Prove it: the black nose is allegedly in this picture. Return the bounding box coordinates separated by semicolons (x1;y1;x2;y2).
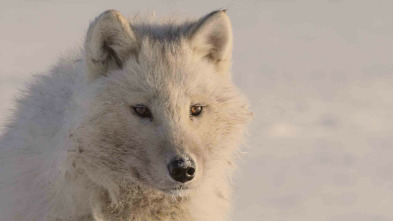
167;158;196;183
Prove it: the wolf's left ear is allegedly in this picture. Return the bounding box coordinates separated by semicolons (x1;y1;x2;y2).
188;10;233;70
85;10;138;80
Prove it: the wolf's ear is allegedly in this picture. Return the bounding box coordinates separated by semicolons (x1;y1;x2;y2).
188;10;232;70
85;10;138;79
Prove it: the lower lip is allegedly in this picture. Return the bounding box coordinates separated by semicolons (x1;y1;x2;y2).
164;187;189;192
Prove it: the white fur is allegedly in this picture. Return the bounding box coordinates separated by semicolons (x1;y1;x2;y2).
0;10;251;221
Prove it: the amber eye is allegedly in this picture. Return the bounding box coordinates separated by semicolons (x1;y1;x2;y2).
132;105;152;118
190;105;203;116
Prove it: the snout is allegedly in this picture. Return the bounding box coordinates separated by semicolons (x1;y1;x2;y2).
167;157;196;183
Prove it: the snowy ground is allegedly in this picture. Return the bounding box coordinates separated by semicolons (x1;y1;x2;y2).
1;0;393;220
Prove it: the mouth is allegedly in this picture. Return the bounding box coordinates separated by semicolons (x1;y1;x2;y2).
160;185;191;195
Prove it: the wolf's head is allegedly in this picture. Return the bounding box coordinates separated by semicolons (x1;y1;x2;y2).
74;10;251;198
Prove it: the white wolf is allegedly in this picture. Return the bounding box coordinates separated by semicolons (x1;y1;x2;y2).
0;10;251;221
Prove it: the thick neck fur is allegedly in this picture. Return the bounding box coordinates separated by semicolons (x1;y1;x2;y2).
60;161;229;221
91;183;193;221
62;146;232;221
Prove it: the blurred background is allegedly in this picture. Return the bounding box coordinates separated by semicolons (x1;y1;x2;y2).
1;0;393;220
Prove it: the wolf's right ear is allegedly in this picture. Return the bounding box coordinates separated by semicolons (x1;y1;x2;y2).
85;10;138;80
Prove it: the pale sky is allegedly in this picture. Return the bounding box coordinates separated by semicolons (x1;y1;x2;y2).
1;0;393;220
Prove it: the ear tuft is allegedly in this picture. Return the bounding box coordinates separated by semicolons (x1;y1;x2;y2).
188;10;233;70
85;10;138;79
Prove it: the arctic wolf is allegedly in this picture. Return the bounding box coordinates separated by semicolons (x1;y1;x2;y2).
0;10;251;221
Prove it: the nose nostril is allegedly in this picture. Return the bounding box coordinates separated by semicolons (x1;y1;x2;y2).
186;167;195;176
170;167;183;177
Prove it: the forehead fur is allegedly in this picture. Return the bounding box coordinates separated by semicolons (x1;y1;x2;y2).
122;40;219;95
130;13;196;42
103;15;230;102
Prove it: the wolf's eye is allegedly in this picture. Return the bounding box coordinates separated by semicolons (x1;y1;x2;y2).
190;105;203;116
132;105;152;118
